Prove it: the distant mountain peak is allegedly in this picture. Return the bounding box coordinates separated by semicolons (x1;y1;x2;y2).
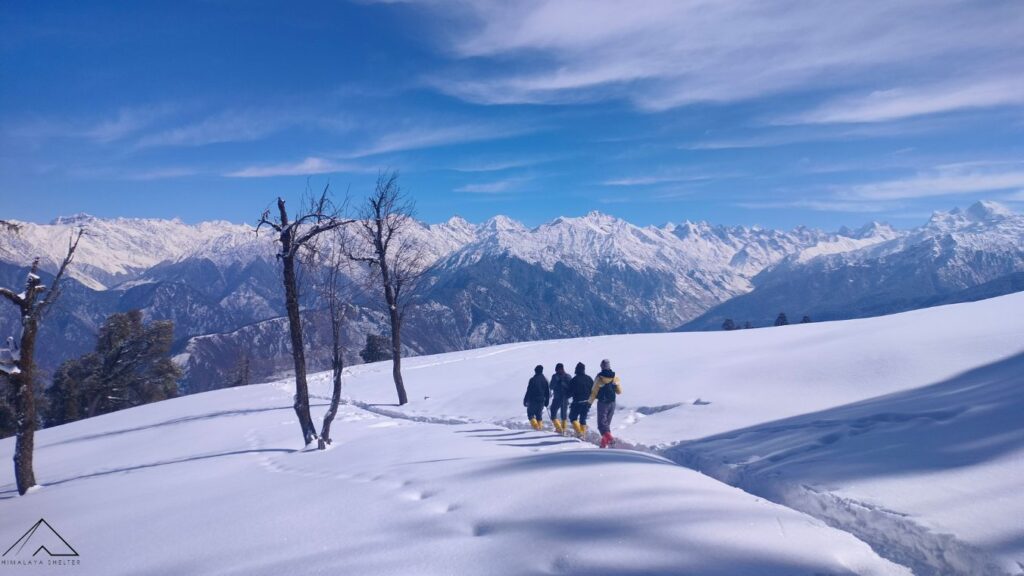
576;210;625;230
439;215;475;232
928;200;1017;229
965;200;1014;221
854;220;897;239
50;213;97;225
482;214;524;232
673;220;714;238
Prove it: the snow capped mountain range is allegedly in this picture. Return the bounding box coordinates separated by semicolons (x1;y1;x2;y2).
0;213;272;290
1;208;896;300
1;201;1021;391
683;200;1024;330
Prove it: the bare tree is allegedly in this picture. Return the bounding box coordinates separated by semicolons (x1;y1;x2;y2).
351;171;432;406
0;229;83;495
303;227;357;449
257;188;352;445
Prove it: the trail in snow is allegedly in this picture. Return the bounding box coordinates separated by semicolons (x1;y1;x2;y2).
342;389;1006;576
336;389;978;575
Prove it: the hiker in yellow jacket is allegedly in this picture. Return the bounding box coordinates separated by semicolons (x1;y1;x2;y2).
589;358;622;448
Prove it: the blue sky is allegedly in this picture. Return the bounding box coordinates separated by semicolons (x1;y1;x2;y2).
2;0;1023;230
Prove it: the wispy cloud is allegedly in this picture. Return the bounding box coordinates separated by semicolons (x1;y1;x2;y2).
5;104;175;145
685;118;957;150
684;135;808;151
782;77;1024;124
82;105;176;143
226;157;364;178
601;174;722;186
454;177;529;194
122;167;200;181
344;122;536;158
736;199;896;213
416;0;1024;118
734;161;1024;213
449;155;557;173
64;163;200;181
840;162;1024;200
136;109;301;148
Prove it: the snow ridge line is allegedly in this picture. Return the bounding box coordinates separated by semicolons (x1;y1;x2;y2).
662;445;1008;576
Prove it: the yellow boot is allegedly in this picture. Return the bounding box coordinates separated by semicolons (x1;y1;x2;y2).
552;419;563;433
577;424;587;438
529;417;542;431
571;420;582;436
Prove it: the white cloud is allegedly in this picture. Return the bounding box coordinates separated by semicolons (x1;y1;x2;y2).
225;157;363;178
344;122;536;158
735;162;1024;212
82;105;176;143
137;110;297;148
842;163;1024;200
5;104;174;145
736;199;896;213
414;0;1023;118
601;174;720;186
449;155;555;173
783;77;1024;124
122;167;199;181
454;177;528;194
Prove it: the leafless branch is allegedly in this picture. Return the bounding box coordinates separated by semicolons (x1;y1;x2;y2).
0;287;19;307
38;228;84;318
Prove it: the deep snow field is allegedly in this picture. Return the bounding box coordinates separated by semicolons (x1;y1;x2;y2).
3;292;1023;575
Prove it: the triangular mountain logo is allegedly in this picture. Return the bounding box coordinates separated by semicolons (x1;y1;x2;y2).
3;519;79;557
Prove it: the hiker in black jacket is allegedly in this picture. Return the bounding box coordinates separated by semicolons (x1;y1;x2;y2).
567;362;594;438
523;365;550;430
549;363;572;434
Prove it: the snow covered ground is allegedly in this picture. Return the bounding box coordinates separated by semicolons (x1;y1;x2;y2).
2;292;1022;575
1;388;905;575
332;291;1024;575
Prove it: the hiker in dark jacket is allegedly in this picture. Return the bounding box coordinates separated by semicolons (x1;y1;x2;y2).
567;362;594;438
523;365;550;430
549;363;572;434
589;358;622;448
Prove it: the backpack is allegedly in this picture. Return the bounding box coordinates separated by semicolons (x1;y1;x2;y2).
597;373;618;403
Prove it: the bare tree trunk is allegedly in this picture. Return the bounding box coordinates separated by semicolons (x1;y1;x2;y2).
12;318;37;495
318;302;344;449
378;236;408;406
352;171;425;407
279;225;317;446
2;232;82;496
388;309;407;405
259;194;350;446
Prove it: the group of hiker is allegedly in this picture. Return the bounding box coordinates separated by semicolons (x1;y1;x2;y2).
523;359;622;448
